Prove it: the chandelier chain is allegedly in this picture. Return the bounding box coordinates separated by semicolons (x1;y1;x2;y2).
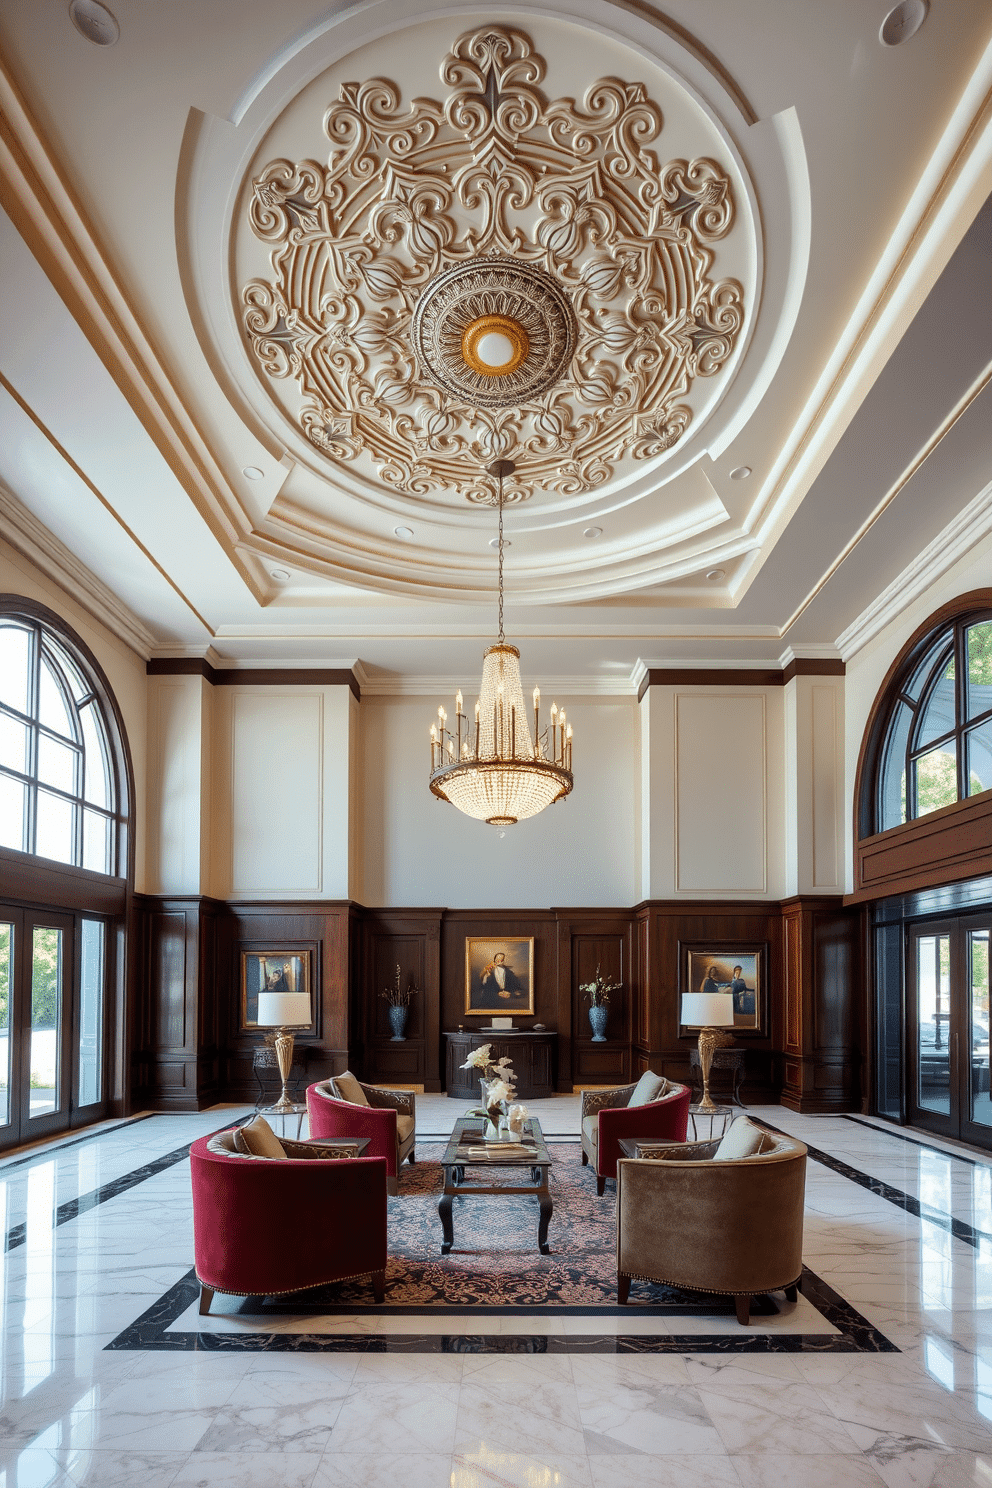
497;471;505;646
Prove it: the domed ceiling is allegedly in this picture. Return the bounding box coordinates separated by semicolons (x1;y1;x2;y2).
1;0;989;672
186;9;799;603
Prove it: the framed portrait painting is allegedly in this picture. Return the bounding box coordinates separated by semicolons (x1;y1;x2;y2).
680;945;767;1036
465;937;535;1017
241;949;314;1030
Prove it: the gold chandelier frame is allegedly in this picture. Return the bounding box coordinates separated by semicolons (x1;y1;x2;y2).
428;461;574;826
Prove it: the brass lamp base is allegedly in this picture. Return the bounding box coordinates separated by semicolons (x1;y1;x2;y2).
264;1027;297;1114
697;1025;735;1112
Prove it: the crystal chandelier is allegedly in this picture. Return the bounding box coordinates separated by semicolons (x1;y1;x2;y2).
429;460;574;827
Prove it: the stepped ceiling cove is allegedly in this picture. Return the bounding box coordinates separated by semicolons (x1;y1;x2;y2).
0;0;989;671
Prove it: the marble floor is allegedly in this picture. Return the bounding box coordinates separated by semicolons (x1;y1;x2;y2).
0;1100;991;1487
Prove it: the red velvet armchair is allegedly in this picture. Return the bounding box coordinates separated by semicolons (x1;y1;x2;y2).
307;1075;415;1195
580;1077;691;1194
190;1131;388;1313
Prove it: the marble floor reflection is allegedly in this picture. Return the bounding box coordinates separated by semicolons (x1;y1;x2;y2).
0;1103;990;1487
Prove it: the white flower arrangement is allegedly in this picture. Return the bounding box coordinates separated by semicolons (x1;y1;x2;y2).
486;1077;515;1105
461;1045;517;1088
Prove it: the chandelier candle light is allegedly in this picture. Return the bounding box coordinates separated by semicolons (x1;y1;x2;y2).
429;460;573;826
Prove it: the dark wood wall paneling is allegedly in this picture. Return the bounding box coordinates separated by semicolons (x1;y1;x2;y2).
131;899;355;1108
356;910;443;1090
633;903;781;1102
131;895;862;1113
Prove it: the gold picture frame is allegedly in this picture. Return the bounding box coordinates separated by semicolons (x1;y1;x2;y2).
241;949;314;1030
679;944;766;1036
464;936;535;1017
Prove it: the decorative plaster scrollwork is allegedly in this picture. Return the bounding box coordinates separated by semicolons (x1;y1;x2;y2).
241;26;746;503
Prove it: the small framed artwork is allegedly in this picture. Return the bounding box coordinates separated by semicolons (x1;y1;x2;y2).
241;949;314;1030
680;945;767;1036
465;937;535;1017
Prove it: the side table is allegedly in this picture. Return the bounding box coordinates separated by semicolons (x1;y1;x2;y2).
688;1046;746;1107
687;1104;735;1141
617;1106;736;1159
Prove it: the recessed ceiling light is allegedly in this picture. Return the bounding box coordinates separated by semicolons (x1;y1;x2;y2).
489;537;511;548
729;465;752;481
394;526;414;539
270;569;291;581
706;569;725;581
69;0;119;45
242;466;264;481
880;0;928;46
583;527;603;539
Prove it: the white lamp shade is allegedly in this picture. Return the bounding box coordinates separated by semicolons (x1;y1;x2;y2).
256;991;311;1028
681;992;736;1029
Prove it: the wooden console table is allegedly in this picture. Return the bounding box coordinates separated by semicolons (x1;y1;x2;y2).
444;1029;557;1100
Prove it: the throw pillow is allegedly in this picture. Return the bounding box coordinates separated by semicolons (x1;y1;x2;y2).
234;1115;287;1159
332;1070;370;1106
713;1115;765;1161
627;1070;666;1107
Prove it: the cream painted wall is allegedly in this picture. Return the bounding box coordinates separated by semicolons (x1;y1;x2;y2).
843;528;992;891
359;694;638;908
784;675;845;896
0;538;149;889
145;673;212;895
210;683;353;900
640;684;787;900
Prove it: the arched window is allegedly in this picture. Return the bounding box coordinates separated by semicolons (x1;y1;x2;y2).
0;614;125;875
871;608;992;835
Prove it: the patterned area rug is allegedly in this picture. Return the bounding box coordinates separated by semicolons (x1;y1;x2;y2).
263;1142;772;1315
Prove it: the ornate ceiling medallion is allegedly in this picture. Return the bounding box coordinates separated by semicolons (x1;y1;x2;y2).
241;25;746;505
413;258;576;407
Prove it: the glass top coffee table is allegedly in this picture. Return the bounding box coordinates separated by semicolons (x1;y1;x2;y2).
438;1115;553;1255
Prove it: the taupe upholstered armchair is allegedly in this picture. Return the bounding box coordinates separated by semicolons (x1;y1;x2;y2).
615;1118;807;1324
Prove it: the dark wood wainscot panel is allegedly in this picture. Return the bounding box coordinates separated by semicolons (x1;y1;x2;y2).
634;902;782;1103
779;897;861;1113
357;910;442;1090
444;1030;557;1100
557;911;634;1088
131;895;225;1111
223;903;355;1103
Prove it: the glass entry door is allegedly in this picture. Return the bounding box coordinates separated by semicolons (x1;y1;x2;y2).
909;917;992;1149
0;906;107;1151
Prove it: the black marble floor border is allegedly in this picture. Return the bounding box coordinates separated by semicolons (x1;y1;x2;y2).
105;1263;896;1355
3;1118;244;1253
757;1120;992;1251
0;1113;156;1175
842;1114;992;1169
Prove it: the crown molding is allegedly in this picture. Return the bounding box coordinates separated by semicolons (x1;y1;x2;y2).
357;673;638;699
146;657;361;699
0;55;264;603
0;482;156;659
739;35;992;616
637;658;845;703
836;478;992;663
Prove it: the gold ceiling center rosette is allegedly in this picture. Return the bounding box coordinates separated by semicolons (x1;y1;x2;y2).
461;314;530;377
412;257;576;409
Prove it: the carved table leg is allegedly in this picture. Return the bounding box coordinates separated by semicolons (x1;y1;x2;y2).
438;1177;455;1255
538;1183;553;1254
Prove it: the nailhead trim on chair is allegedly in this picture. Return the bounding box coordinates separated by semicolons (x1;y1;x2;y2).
617;1268;803;1297
193;1267;383;1297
